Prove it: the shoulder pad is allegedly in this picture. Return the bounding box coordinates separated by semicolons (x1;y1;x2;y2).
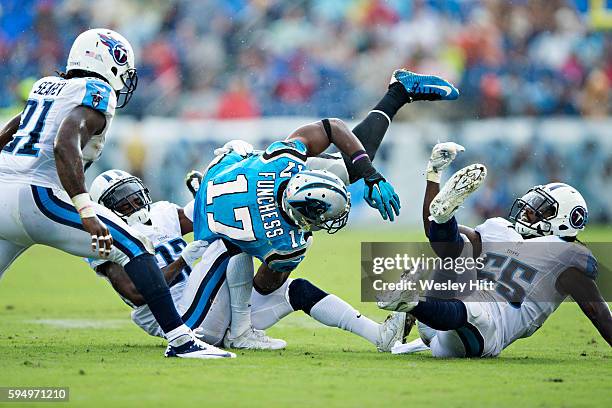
78;78;116;115
262;140;308;163
475;217;521;242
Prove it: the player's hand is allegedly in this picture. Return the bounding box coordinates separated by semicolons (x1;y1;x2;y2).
81;216;113;258
363;172;401;221
185;170;203;198
180;240;209;267
214;140;254;157
427;142;465;182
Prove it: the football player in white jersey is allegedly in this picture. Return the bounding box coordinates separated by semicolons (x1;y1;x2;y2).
88;168;409;352
379;143;612;357
0;28;233;359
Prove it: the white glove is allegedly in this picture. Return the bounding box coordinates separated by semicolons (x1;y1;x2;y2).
426;142;465;183
180;240;209;268
214;140;254;157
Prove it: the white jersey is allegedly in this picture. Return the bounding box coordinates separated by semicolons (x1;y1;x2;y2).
473;217;596;350
88;201;190;337
0;75;116;189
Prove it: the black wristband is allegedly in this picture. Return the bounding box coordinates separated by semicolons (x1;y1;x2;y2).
349;150;378;180
321;118;333;144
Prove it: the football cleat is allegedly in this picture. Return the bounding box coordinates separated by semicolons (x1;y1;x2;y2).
376;312;415;352
391;69;459;101
165;335;236;359
391;337;431;355
223;327;287;350
377;270;421;313
429;163;487;224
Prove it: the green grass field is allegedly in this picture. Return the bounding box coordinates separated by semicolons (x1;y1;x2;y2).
1;228;611;407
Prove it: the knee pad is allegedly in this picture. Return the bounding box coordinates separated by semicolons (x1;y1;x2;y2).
288;278;328;314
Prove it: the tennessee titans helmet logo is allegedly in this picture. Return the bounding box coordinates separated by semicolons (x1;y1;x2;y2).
569;206;587;228
99;33;128;66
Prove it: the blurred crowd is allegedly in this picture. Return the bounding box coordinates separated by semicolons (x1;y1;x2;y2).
1;0;611;119
448;136;612;223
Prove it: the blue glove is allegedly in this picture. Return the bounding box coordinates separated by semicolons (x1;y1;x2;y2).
363;172;401;221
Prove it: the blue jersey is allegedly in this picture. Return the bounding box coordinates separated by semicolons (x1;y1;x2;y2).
193;140;313;272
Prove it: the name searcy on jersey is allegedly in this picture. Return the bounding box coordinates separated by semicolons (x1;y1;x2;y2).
256;172;285;239
33;80;68;97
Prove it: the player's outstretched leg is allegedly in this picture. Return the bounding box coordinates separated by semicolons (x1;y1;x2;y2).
251;278;413;352
23;185;234;359
429;163;487;224
340;69;459;183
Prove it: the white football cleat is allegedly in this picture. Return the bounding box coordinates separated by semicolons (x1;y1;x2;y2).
391;337;431;355
429;163;487;224
223;327;287;350
376;312;415;352
165;335;236;359
377;270;421;313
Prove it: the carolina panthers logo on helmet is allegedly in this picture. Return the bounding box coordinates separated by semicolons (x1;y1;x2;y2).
99;33;128;66
569;206;587;228
290;197;330;221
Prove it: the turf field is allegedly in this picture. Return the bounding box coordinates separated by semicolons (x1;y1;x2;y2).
1;228;611;407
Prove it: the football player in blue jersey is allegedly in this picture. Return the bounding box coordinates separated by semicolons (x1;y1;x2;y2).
190;69;460;348
88;168;411;352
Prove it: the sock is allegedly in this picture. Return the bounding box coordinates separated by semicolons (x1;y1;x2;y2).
343;83;410;183
250;278;294;330
429;217;464;259
309;295;380;345
410;298;467;331
226;253;254;337
165;325;193;348
372;82;412;121
123;254;184;334
287;278;380;345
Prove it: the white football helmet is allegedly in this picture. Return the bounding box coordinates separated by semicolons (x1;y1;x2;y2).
66;28;138;107
509;182;588;238
282;170;351;233
90;170;152;226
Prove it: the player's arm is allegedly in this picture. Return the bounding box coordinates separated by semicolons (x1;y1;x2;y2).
287;118;365;158
0;114;21;151
97;262;146;306
253;263;290;293
557;267;612;346
54;106;113;257
97;257;190;307
287;119;400;221
177;208;193;235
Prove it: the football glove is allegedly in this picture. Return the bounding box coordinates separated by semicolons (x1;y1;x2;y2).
363;172;401;221
180;240;209;268
185;170;203;198
426;142;465;183
214;140;254;157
